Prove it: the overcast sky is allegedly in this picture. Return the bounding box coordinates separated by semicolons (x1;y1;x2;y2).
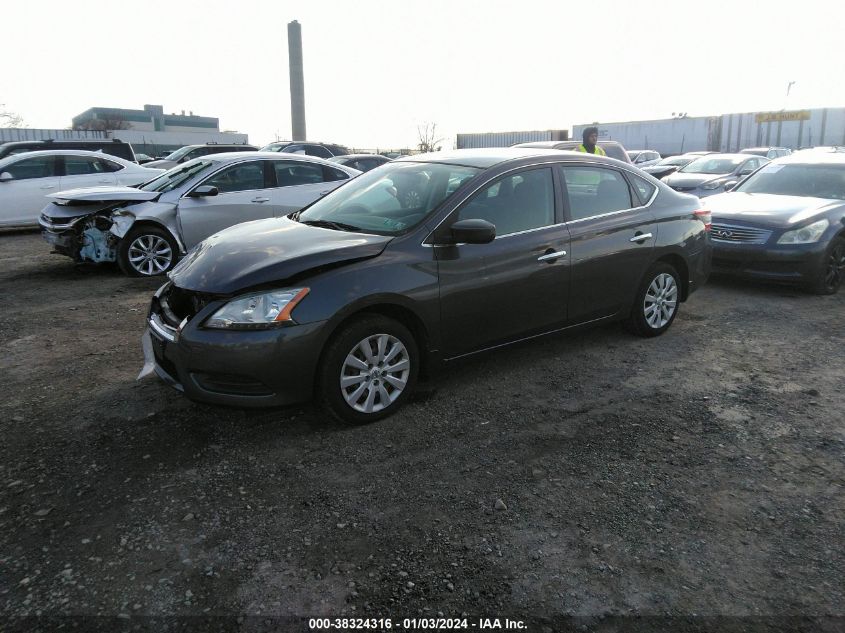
2;0;844;150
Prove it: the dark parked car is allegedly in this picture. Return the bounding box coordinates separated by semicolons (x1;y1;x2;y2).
0;138;137;163
641;154;698;180
328;154;392;172
706;152;845;293
143;148;711;423
663;153;769;197
513;140;632;164
260;141;351;159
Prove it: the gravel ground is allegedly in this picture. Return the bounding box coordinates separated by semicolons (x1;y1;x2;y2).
1;231;843;632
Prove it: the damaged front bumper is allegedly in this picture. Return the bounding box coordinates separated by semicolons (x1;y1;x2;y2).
140;283;328;408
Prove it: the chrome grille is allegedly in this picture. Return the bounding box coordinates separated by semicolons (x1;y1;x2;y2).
711;223;772;244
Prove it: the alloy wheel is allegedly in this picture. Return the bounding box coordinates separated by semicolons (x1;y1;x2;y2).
643;273;678;329
824;242;845;290
127;235;173;276
340;333;410;414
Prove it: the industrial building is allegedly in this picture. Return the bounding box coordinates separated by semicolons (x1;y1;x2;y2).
71;104;219;133
458;107;845;156
456;129;569;149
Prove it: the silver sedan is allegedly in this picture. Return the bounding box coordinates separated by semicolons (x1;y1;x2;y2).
38;152;360;276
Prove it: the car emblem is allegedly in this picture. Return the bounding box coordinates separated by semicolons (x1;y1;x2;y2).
715;229;733;238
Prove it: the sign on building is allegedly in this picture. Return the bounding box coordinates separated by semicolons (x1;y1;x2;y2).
754;110;811;123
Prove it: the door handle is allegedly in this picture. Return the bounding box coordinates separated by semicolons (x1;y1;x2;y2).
630;232;653;243
538;250;567;262
251;197;270;203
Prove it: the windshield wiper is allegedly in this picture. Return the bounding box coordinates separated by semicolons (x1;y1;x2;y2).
300;219;362;232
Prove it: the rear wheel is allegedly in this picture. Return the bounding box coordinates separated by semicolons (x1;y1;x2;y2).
625;263;681;337
117;226;178;277
318;315;419;424
807;236;845;295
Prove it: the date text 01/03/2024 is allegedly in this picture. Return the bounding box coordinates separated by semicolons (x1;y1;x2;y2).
308;617;527;630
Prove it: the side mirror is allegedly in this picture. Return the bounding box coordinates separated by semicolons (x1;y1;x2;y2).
188;185;219;198
723;181;737;192
0;172;13;182
448;219;496;244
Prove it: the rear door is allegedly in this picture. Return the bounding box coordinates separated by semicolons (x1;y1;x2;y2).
176;160;278;248
268;160;351;215
58;154;119;190
0;155;60;226
560;164;657;323
435;166;571;357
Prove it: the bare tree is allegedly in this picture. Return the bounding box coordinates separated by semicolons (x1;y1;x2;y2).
73;114;131;131
417;122;444;153
1;104;25;128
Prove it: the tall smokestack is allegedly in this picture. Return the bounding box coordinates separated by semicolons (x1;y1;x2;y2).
288;20;306;141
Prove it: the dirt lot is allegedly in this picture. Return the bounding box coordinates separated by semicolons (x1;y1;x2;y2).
1;231;843;632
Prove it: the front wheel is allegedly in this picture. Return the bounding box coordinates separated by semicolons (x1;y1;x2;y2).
117;226;179;277
318;315;419;424
807;236;845;295
625;263;681;337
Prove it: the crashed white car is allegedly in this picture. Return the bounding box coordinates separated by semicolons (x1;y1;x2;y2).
38;152;360;276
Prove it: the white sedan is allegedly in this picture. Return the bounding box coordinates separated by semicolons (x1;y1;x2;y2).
0;150;162;228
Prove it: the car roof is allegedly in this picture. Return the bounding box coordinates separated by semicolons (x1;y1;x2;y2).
393;147;631;169
330;154;389;161
0;149;133;164
691;153;755;160
771;152;845;166
205;151;347;165
514;140;625;148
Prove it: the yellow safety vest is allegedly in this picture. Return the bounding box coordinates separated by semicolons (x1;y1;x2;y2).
575;144;606;156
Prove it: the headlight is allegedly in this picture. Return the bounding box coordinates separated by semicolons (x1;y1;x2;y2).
205;288;310;329
777;219;829;244
700;180;724;190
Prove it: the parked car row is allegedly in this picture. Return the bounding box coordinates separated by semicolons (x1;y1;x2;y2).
5;136;843;424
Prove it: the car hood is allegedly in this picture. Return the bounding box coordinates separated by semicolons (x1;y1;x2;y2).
49;186;161;203
663;172;729;187
169;217;394;294
706;192;845;228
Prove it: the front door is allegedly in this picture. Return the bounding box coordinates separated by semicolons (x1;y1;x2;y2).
559;164;657;323
0;155;60;225
177;160;279;248
435;167;571;357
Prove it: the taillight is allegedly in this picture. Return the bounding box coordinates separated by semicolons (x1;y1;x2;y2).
694;209;711;231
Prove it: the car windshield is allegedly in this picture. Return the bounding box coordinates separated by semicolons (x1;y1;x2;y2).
297;161;481;235
140;159;215;193
260;143;286;152
163;146;196;161
735;163;845;199
680;157;743;174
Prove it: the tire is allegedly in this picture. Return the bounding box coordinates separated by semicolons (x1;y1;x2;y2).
117;225;179;277
625;262;681;337
318;314;419;424
806;236;845;295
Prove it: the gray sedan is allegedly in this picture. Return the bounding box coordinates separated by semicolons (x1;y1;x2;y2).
38;152;360;276
663;153;769;197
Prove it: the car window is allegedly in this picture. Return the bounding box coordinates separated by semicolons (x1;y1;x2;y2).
738;159;758;175
3;156;57;180
64;156;112;175
185;148;212;161
203;161;265;193
304;145;332;159
98;158;124;173
457;168;555;236
272;161;324;187
323;166;349;182
141;159;214;193
629;174;656;205
560;166;634;221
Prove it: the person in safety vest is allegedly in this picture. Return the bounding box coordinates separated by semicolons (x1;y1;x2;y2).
575;126;606;155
